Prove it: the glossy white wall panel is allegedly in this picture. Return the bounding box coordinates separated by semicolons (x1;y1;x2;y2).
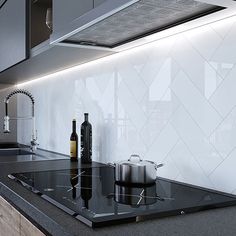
209;66;236;118
211;21;236;64
209;148;236;193
184;25;222;61
14;15;236;194
171;71;222;136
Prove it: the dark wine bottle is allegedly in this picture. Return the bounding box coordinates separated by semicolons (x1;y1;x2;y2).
81;113;92;163
70;119;78;161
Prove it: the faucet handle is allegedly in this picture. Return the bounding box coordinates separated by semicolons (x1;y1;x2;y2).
3;116;10;133
30;139;39;153
32;129;37;142
31;129;39;153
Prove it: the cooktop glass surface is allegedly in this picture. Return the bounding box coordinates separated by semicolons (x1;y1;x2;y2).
9;166;236;227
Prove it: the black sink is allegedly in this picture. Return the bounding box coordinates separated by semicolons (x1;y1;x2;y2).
0;149;32;156
0;142;28;149
0;142;32;156
0;143;47;162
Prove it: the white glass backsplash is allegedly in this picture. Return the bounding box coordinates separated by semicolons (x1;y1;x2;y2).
16;16;236;193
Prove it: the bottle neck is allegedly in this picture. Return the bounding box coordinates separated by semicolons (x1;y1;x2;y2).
72;120;76;132
84;114;88;122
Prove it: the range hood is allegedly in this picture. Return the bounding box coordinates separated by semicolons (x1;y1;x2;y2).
52;0;225;49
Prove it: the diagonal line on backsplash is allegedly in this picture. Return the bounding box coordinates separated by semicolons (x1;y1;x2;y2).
208;145;236;178
117;69;148;105
208;104;236;159
207;64;236;104
170;120;217;186
183;30;227;83
137;64;176;113
142;104;180;159
209;18;236;41
208;19;236;60
170;89;224;161
139;70;181;151
207;104;236;139
170;82;222;137
209;25;225;40
138;38;176;88
171;55;224;122
117;81;148;139
157;140;182;180
139;83;174;123
138;56;164;86
159;137;180;163
136;59;183;150
170;38;228;118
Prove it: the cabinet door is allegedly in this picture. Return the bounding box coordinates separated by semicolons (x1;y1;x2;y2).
0;0;29;73
0;196;45;236
0;196;21;236
94;0;106;7
53;0;94;33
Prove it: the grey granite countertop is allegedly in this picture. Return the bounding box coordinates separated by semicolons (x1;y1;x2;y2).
1;150;236;236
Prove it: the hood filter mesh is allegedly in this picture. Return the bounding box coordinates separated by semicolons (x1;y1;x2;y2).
66;0;224;48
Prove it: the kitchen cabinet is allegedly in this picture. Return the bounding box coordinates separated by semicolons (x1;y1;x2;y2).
53;0;94;33
52;0;107;34
94;0;106;7
0;196;44;236
0;0;113;85
0;0;52;73
30;0;52;48
0;0;29;73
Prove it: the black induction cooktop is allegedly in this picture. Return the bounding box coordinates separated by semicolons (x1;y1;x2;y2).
8;165;236;228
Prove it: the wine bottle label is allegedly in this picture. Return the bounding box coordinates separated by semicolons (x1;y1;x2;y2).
70;141;77;159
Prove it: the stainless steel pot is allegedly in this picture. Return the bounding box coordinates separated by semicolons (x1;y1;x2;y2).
109;154;163;185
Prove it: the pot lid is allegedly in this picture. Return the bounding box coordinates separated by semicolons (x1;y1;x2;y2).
117;154;155;167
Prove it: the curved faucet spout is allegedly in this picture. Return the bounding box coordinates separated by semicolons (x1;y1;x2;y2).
4;89;35;117
3;89;38;152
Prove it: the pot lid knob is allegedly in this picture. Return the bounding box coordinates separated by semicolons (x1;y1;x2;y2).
128;154;142;163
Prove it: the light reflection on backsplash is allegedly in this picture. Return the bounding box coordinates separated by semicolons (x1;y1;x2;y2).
16;16;236;194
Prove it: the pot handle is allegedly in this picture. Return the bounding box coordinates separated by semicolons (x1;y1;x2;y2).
155;163;164;170
128;154;142;162
107;162;115;167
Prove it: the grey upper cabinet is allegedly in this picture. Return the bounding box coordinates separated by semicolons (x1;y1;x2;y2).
52;0;107;33
0;0;114;85
53;0;94;34
0;0;29;73
94;0;106;7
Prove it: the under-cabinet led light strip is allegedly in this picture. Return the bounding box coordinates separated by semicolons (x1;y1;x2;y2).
17;9;236;88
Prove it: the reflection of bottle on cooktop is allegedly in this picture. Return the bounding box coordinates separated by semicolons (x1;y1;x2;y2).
70;169;78;199
80;113;92;164
81;167;92;208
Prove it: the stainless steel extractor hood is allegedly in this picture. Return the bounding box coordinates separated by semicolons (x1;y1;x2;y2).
53;0;225;49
